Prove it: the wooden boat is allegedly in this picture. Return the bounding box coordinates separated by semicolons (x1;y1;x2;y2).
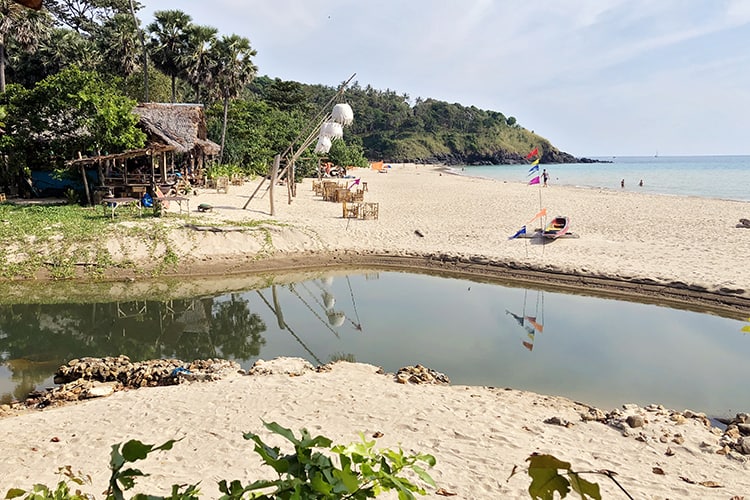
543;216;570;240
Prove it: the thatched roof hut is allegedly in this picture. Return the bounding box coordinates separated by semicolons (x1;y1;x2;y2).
133;103;220;157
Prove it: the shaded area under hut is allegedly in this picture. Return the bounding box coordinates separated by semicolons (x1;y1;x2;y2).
67;103;220;205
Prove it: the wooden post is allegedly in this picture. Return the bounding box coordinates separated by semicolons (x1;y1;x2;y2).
77;152;92;206
269;154;280;216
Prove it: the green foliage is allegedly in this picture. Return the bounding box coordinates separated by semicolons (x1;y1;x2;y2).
5;424;436;500
221;421;436;499
2;66;146;170
509;453;613;500
5;466;92;500
327;138;368;170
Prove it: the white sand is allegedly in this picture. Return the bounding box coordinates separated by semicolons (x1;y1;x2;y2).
1;359;749;498
2;165;750;498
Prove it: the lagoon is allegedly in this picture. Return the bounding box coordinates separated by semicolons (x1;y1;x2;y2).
1;270;748;419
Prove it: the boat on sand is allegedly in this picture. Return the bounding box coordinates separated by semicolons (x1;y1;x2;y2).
543;216;570;240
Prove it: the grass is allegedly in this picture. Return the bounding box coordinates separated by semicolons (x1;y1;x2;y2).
0;203;181;280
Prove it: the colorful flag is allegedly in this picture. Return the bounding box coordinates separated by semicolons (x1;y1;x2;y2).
530;158;540;166
348;178;361;190
508;226;526;239
525;316;544;333
526;147;539;159
527;164;539;175
529;176;540;185
742;325;750;333
522;341;534;351
527;208;547;224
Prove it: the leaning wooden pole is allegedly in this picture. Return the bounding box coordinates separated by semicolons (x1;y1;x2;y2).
269;154;280;216
243;73;356;210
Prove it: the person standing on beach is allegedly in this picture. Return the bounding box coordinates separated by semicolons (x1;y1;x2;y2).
542;169;549;187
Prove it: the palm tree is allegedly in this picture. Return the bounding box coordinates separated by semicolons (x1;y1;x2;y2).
146;9;191;102
181;24;217;103
207;34;257;164
0;0;50;92
97;12;141;78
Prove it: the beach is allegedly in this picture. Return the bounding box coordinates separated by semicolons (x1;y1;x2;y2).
96;162;749;311
2;164;750;498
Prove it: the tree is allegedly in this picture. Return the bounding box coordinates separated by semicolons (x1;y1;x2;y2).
181;23;217;103
2;66;146;173
11;28;101;88
207;34;257;164
96;12;141;78
146;9;192;102
46;0;137;36
0;0;51;92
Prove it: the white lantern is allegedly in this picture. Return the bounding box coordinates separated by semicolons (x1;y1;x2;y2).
332;103;354;125
314;136;332;154
327;310;346;327
320;121;344;140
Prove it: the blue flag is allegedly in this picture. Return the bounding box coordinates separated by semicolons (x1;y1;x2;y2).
509;226;526;239
528;164;539;175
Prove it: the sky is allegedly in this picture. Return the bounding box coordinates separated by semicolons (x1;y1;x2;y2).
138;0;750;157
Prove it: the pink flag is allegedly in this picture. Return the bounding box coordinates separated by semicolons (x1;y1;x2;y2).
529;176;540;185
348;178;361;190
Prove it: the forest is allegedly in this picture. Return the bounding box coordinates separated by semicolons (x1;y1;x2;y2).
0;0;579;194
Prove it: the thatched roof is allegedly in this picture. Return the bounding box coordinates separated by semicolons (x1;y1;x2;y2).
134;103;220;156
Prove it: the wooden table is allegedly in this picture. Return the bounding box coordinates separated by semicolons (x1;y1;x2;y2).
102;197;141;219
158;196;190;215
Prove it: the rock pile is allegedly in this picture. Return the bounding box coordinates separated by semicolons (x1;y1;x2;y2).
579;403;750;459
17;356;241;412
395;364;450;385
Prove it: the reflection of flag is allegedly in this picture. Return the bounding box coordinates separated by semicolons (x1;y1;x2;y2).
529;176;540;185
509;226;526;239
525;316;544;333
743;325;750;333
527;208;547;224
506;310;525;326
526;147;539;159
527;331;535;340
522;341;534;351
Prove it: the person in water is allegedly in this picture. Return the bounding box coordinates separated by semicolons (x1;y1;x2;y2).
621;179;625;188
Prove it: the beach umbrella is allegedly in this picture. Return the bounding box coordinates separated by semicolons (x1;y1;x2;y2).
331;103;354;125
320;121;344;140
314;136;332;154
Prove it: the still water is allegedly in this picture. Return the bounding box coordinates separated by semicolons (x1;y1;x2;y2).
1;270;748;418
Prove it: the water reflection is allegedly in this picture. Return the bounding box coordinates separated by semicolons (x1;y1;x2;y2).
0;296;266;404
0;271;748;418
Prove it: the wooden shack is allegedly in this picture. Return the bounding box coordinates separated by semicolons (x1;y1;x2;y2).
67;103;220;204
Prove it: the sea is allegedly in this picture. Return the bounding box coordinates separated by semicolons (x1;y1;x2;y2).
451;155;750;202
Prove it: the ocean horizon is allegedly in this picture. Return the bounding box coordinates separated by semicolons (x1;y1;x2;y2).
452;155;750;202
